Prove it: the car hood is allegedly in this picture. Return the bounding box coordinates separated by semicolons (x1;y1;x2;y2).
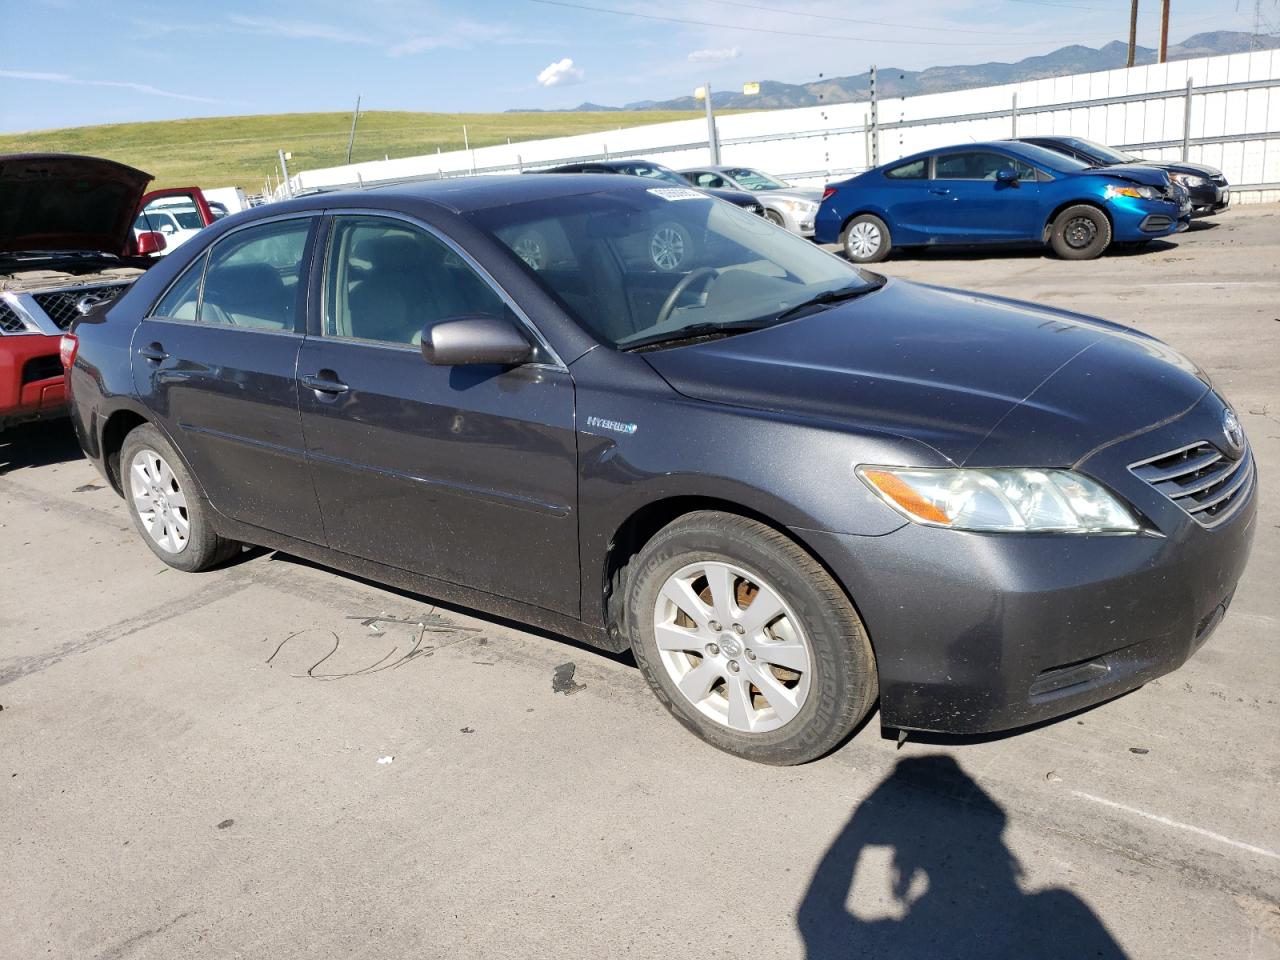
702;186;762;207
1133;159;1223;179
760;187;824;203
642;278;1209;466
1081;163;1171;189
0;153;153;255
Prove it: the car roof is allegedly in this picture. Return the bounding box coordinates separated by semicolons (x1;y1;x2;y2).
289;173;665;214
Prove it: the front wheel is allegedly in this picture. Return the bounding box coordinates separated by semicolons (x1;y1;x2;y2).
626;512;878;765
1049;204;1112;260
120;423;240;571
841;214;891;263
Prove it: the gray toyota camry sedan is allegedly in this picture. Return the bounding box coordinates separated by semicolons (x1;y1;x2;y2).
64;174;1256;764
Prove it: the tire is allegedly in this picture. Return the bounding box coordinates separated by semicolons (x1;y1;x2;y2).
841;214;891;263
1049;204;1112;260
119;423;240;572
511;229;549;271
764;208;786;228
625;511;878;765
649;221;694;271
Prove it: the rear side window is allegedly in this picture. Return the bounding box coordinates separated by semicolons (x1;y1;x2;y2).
200;219;311;330
324;216;505;347
885;159;926;180
152;252;207;320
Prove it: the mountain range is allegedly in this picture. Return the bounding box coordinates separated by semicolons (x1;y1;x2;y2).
514;32;1280;113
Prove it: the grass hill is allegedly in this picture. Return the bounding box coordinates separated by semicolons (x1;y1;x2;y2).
0;109;711;193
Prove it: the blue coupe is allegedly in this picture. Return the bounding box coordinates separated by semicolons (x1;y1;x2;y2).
815;141;1190;262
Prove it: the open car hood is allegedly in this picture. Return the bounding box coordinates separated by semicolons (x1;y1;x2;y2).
0;153;154;256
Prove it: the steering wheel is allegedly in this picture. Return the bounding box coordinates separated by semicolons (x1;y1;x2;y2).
655;268;720;328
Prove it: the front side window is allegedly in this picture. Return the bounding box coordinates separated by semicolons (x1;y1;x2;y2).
691;172;729;189
324;216;505;347
199;218;311;330
469;187;874;350
934;152;1039;181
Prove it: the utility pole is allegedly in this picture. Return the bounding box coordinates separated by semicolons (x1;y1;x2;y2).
1127;0;1139;67
345;95;361;164
1159;0;1170;63
277;149;291;197
702;82;721;164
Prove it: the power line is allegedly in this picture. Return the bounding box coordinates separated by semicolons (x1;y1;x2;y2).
529;0;1095;46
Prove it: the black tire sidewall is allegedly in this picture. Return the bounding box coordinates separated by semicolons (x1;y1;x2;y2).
1051;204;1112;260
626;512;877;765
842;214;891;263
764;209;786;227
119;423;231;572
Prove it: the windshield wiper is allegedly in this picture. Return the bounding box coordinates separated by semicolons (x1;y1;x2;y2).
774;278;885;323
621;319;773;352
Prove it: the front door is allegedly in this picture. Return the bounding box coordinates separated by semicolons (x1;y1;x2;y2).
929;151;1041;242
132;215;326;543
296;214;580;616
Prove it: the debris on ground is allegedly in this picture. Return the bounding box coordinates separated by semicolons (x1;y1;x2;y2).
552;661;585;696
376;756;394;764
1129;747;1150;755
1045;771;1063;783
460;726;475;734
72;484;103;493
216;819;234;829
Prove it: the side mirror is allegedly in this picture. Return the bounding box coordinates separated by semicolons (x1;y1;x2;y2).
996;167;1019;184
421;316;534;367
135;231;168;256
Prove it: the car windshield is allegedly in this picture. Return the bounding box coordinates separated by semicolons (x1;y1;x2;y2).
1063;137;1137;165
1010;143;1093;174
724;168;790;191
617;163;687;185
466;188;874;349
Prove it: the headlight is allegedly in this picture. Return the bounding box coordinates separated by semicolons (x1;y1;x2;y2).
1171;172;1207;188
857;466;1141;533
1105;183;1161;201
775;198;817;213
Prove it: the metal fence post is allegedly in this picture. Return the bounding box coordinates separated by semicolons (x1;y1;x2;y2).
1012;93;1018;137
1182;78;1194;161
277;149;292;197
869;65;880;168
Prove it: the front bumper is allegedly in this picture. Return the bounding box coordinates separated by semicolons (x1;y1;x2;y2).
1188;184;1230;217
1110;195;1187;240
799;395;1257;735
1;333;66;427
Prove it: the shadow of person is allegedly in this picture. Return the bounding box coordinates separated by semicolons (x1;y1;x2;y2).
798;755;1129;960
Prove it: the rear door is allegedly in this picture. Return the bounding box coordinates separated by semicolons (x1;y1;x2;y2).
132;215;326;543
929;151;1041;242
296;213;580;615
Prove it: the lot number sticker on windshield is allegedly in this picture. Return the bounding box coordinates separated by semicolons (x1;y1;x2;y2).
648;188;704;201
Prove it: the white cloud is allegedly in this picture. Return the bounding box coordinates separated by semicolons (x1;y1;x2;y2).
536;57;584;87
687;47;742;64
387;35;459;57
0;69;220;103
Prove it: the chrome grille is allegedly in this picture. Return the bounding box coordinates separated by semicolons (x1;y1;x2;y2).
1130;441;1254;527
31;284;128;330
0;299;27;334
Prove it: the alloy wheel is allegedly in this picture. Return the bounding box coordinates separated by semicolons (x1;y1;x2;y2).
650;225;687;271
512;232;547;270
652;560;813;733
129;448;190;554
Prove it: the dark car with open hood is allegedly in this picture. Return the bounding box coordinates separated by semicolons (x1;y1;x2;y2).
65;174;1256;764
0;153;212;431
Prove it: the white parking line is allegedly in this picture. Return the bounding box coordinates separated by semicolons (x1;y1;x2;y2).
1072;791;1280;861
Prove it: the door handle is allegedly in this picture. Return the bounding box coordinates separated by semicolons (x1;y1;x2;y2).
302;372;350;395
929;187;951;196
138;342;168;362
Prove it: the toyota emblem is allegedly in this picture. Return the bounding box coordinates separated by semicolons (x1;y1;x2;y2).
1222;408;1245;454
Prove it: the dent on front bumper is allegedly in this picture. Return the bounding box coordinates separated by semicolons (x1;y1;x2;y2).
1109;196;1186;240
797;399;1257;735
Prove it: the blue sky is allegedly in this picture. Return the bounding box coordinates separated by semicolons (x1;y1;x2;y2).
1;0;1258;132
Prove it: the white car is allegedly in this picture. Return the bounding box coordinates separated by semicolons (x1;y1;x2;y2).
680;166;823;236
132;202;206;255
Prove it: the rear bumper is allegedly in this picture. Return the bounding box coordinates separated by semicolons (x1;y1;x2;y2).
798;398;1257;735
0;334;66;427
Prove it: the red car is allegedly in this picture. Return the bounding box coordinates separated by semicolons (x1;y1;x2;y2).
0;154;214;431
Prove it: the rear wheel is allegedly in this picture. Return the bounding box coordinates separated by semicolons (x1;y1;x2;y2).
841;214;891;263
120;423;239;571
626;511;878;765
1049;204;1112;260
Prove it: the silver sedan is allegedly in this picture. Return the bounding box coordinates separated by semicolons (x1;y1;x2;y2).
680;166;823;236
